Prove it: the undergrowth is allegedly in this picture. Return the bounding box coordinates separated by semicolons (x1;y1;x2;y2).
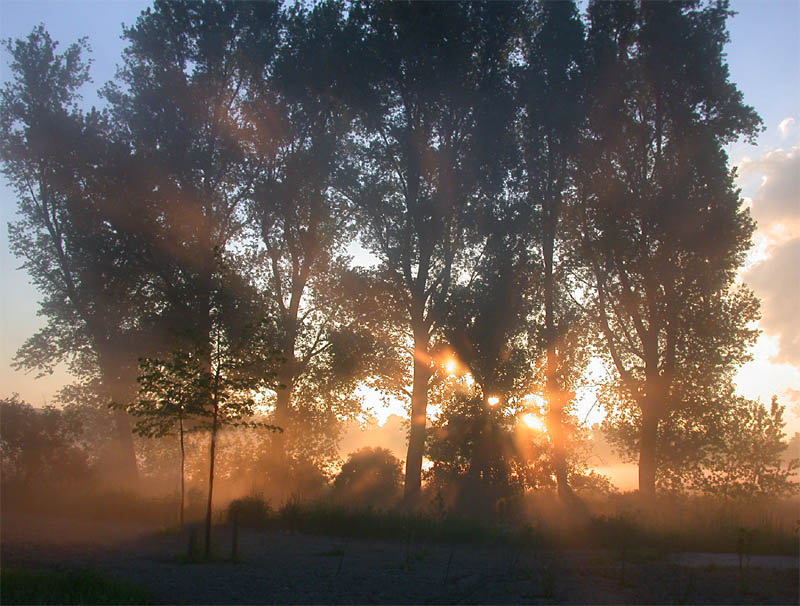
224;491;799;555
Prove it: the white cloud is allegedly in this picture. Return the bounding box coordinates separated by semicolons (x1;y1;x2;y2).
778;117;798;140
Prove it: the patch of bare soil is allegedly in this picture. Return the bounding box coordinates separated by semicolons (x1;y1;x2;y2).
2;512;797;605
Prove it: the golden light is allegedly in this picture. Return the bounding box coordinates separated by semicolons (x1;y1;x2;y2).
487;396;500;406
521;412;545;431
444;359;457;375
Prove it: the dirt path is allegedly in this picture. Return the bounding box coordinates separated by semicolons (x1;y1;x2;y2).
2;512;797;604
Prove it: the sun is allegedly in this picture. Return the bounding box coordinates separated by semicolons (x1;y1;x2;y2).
444;359;457;375
521;412;545;432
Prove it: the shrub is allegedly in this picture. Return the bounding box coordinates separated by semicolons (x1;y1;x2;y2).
227;493;272;528
333;447;402;508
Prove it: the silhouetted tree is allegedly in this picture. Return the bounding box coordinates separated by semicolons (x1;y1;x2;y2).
516;0;587;498
247;1;362;469
1;26;149;482
124;351;209;528
691;396;799;497
0;395;93;484
580;0;762;495
346;1;523;504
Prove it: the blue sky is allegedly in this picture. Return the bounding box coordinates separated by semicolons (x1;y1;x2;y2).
1;1;798;433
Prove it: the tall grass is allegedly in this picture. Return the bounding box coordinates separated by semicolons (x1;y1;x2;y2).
224;490;798;555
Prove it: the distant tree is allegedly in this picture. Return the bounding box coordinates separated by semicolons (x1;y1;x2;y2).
580;0;762;495
0;395;93;484
691;396;799;498
333;447;403;508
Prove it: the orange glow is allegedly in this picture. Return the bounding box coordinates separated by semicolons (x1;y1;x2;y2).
444;359;457;375
521;413;545;431
487;396;500;406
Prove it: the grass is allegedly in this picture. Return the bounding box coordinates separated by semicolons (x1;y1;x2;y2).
0;568;152;605
219;491;800;556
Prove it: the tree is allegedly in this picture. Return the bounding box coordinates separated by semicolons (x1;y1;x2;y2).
124;351;209;528
247;0;362;470
580;0;762;495
0;395;93;485
516;0;587;498
346;1;522;504
1;26;149;482
691;396;799;498
101;0;282;366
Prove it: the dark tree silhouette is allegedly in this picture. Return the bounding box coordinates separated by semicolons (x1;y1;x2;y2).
247;1;362;470
516;0;587;499
1;27;148;482
345;1;523;505
579;0;761;495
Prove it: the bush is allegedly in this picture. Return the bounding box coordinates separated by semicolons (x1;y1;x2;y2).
227;493;272;528
333;447;402;508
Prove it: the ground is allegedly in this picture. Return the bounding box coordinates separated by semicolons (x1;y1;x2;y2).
1;511;797;605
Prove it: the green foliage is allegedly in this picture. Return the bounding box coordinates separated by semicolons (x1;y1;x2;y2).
0;568;151;605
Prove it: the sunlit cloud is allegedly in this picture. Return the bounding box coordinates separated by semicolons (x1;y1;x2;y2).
744;238;800;366
738;146;800;242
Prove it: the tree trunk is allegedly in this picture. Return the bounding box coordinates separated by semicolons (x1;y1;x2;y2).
403;332;432;507
543;204;571;499
100;354;138;486
638;402;659;497
205;402;219;559
179;412;185;530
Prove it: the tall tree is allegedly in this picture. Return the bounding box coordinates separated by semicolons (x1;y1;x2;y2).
346;1;521;504
1;26;148;482
247;0;361;469
580;0;762;495
516;0;586;498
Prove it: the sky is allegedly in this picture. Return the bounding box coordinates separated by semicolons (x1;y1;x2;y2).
1;1;799;443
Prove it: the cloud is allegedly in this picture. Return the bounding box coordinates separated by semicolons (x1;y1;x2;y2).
744;237;800;366
738;146;800;240
778;117;797;140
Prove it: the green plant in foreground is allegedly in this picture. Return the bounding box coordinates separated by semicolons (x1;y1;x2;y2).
0;568;151;605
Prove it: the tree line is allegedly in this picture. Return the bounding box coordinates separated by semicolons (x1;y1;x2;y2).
2;0;797;516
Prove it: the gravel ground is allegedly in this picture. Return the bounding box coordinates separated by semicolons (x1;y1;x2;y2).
2;512;797;605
